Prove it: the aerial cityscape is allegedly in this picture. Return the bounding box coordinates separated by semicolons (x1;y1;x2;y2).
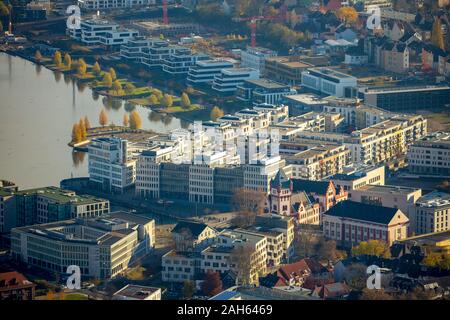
1;0;450;304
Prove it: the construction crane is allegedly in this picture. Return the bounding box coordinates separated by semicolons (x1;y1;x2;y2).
162;0;169;25
233;6;288;47
233;16;275;47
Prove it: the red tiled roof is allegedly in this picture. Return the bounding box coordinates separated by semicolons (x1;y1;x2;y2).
0;271;35;290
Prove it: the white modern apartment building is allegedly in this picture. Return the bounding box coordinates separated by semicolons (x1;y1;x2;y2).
411;191;450;235
187;59;234;85
212;68;260;94
10;211;155;279
142;41;176;68
407;132;450;178
344;115;427;165
162;47;209;75
301;68;357;98
0;188;15;233
88;137;139;194
68;19;139;46
329;164;386;195
241;46;277;73
78;0;153;10
120;36;163;63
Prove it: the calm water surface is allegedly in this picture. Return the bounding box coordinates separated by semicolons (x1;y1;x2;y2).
0;53;185;188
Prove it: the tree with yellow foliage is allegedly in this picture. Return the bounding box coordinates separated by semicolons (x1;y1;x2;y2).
109;67;117;80
46;290;55;300
72;123;82;143
53;51;62;67
78;118;87;141
335;6;358;25
99;108;108;127
123;113;129;127
92;61;101;76
77;58;87;76
112;80;122;95
351;240;391;258
129;110;142;130
210;106;224;121
63;53;72;69
103;72;113;88
84;116;91;130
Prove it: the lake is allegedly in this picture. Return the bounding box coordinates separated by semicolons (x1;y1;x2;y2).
0;53;186;189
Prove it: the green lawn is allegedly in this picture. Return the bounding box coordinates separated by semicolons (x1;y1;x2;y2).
125;266;147;281
64;293;89;300
161;104;203;113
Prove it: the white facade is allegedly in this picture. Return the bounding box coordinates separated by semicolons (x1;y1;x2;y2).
301;67;357;97
10;212;155;279
241;46;277;73
187;59;234;85
162;47;209;75
88;137;138;193
120;36;162;63
68;19;138;46
78;0;153;10
212;68;260;93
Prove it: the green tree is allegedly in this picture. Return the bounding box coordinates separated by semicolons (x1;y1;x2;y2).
210;106;224;121
92;61;101;76
129;110;142;130
181;92;191;109
63;53;72;69
102;73;113;88
109;67;117;80
53;51;62;67
34;50;42;62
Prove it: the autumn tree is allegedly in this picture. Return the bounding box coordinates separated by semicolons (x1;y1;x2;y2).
360;288;393;300
77;58;87;76
103;72;113;88
92;61;101;76
295;230;317;259
129;110;142;130
162;94;173;108
84;116;91;130
210;106;224;121
183;280;196;299
351;240;391;258
181;92;191;109
201;271;223;297
231;245;256;286
231;188;266;228
99;108;108;126
78;118;87;141
109;67;117;80
125;82;136;95
46;290;55;300
53;51;62;67
335;6;358;25
343;263;367;291
123;113;129;127
148;94;159;105
72;123;82;143
63;53;71;69
35;50;42;62
315;237;345;262
112;80;122;95
431;17;445;50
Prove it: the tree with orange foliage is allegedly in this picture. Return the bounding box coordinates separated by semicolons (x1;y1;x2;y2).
335;6;358;25
72;123;82;143
129;110;142;130
99;108;108;127
84;116;91;130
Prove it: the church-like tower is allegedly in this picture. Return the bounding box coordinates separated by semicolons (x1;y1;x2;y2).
269;170;293;216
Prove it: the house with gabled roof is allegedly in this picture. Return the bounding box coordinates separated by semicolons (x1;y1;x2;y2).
322;200;409;247
171;220;217;251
